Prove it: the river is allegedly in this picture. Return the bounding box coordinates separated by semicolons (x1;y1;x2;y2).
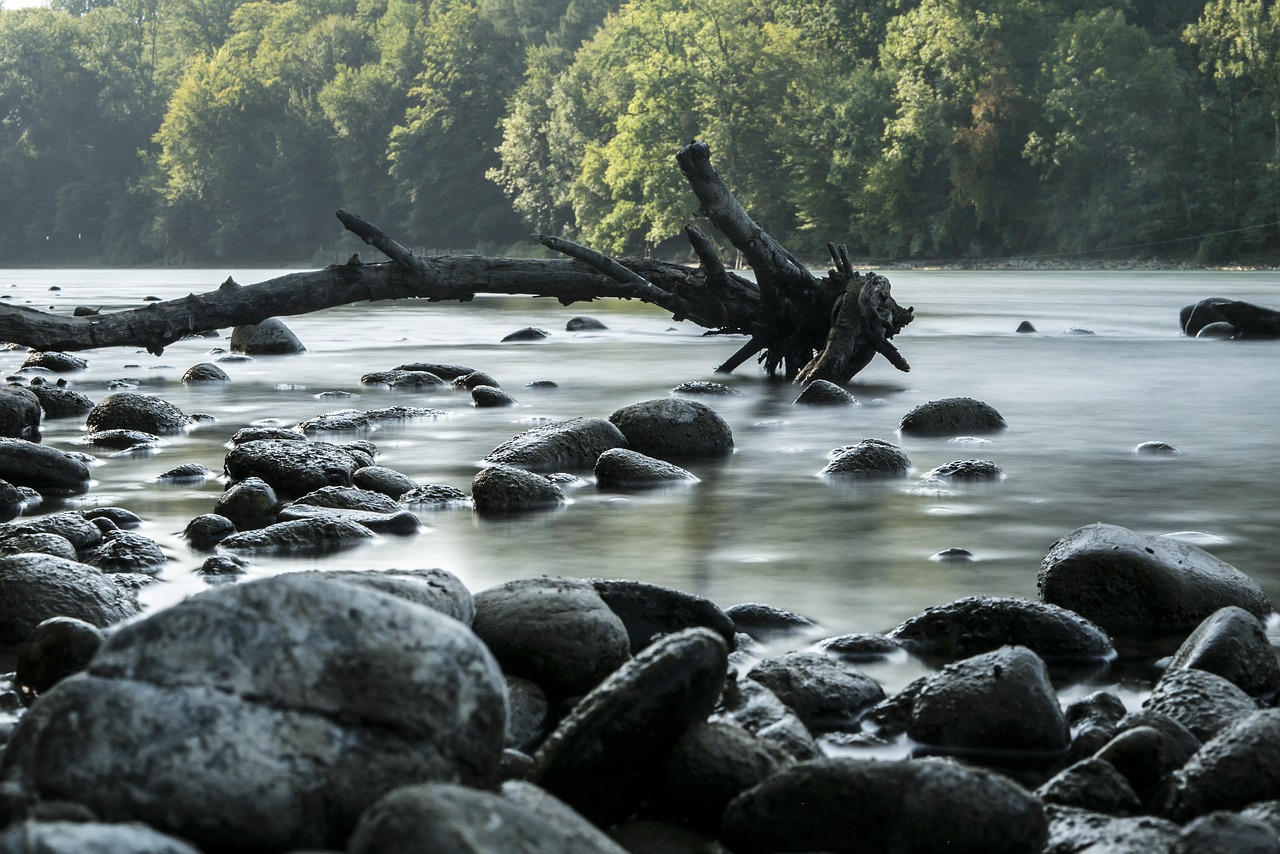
3;266;1279;712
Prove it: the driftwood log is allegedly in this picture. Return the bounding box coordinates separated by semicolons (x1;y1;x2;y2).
0;141;913;384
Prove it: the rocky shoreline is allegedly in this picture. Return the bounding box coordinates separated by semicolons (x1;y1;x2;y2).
1;333;1280;852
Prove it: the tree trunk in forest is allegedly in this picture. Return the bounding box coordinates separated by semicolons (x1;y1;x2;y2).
0;141;913;384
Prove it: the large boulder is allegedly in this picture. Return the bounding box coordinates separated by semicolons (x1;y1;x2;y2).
223;439;365;498
0;386;42;440
86;392;188;435
0;553;140;644
1038;523;1272;635
608;398;733;459
483;417;627;471
471;576;631;697
0;574;508;852
721;757;1048;853
230;317;306;354
0;438;90;497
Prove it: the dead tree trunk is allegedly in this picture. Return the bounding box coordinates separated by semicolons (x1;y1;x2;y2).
0;141;912;384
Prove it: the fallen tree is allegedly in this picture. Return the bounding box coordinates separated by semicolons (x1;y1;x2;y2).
0;141;913;384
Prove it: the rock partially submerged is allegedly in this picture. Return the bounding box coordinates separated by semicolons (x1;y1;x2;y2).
0;386;42;440
888;596;1114;662
1038;523;1272;635
609;398;733;459
86;392;189;435
819;438;911;478
0;552;140;643
483;417;626;471
223;438;366;498
0;437;91;496
594;447;698;488
899;397;1007;437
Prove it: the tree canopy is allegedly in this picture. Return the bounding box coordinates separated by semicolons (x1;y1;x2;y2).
1;0;1278;265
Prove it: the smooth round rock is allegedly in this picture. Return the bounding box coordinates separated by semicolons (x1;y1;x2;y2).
452;370;500;390
86;530;167;574
182;514;236;550
590;578;736;655
1038;523;1273;635
1035;758;1143;816
182;362;230;383
712;675;822;761
1016;321;1037;333
471;465;566;513
297;568;474;626
157;463;214;483
908;646;1069;759
472;385;517;407
922;458;1004;481
86;392;188;435
27;384;94;419
21;351;87;373
747;652;884;732
887;596;1114;661
14;616;105;704
216;516;376;554
502;327;550;342
0;553;140;643
818;633;904;661
819;438;911;478
75;428;162;450
1;574;507;851
721;757;1048;854
483;417;627;472
898;397;1007;437
725;602;817;640
223;439;364;498
353;465;417;499
0;820;201;854
3;510;102;553
0;386;42;440
0;437;91;496
392;362;474;380
566;316;608;331
213;476;280;531
472;577;631;697
594;448;699;488
0;531;78;561
230;317;306;354
229;426;305;445
608;398;733;459
654;721;782;831
794;380;857;405
1166;606;1280;701
505;676;550;751
530;627;729;827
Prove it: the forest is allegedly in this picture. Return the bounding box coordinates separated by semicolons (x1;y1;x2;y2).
0;0;1277;267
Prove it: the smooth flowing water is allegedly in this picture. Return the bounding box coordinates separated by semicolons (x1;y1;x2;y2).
3;266;1279;707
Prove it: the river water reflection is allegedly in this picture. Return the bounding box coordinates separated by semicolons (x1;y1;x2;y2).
3;266;1279;712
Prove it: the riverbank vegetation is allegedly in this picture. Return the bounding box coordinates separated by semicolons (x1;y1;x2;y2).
1;0;1278;266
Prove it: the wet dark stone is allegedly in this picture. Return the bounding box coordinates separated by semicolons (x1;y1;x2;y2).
931;547;975;562
213;476;280;531
0;386;42;440
399;483;471;509
352;465;417;499
0;820;201;853
278;503;420;535
566;316;608;331
502;327;551;342
530;627;729;828
2;511;101;555
0;478;26;523
1;574;507;851
898;397;1007;437
392;362;475;380
721;757;1049;854
594;447;699;488
229;317;306;354
229;426;305;445
472;576;631;697
1038;523;1272;635
216;515;376;554
14;616;104;705
1161;710;1280;821
223;439;365;499
0;531;75;560
157;463;214;483
711;674;821;761
820;438;912;478
1144;668;1259;742
75;428;163;449
1044;806;1179;854
747;651;885;733
183;514;236;551
505;676;550;752
286;484;400;514
794;380;857;405
525;380;558;390
908;646;1070;760
1166;606;1280;701
471;465;566;514
817;633;903;661
297;568;474;626
1016;321;1037;333
1035;758;1142;815
1196;322;1237;339
1101;713;1202;800
887;596;1114;661
1063;327;1095;335
590;578;736;654
26;384;94;419
86;392;188;435
672;380;741;396
1175;811;1280;854
296;410;370;433
725;602;817;641
452;370;500;390
484;417;627;472
198;554;247;575
0;553;139;644
653;721;782;832
1135;440;1181;455
1180;297;1280;338
182;362;230;383
20;352;87;373
922;458;1004;481
85;529;167;574
609;398;733;459
472;385;517;407
348;782;625;854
